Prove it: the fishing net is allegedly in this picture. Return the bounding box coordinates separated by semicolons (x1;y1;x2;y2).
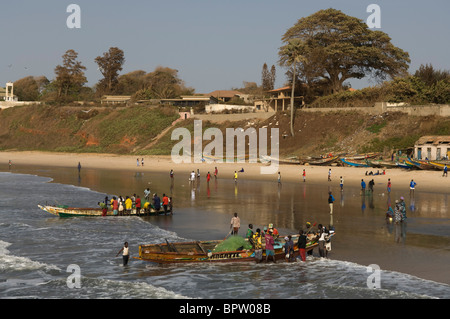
213;236;253;252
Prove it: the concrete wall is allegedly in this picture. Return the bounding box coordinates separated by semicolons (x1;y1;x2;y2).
0;101;40;110
193;112;275;124
205;103;256;113
301;102;450;117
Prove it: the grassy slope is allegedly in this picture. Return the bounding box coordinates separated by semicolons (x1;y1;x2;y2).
1;105;450;157
0;104;179;154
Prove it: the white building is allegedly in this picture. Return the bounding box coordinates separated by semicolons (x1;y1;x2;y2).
1;82;18;102
414;136;450;160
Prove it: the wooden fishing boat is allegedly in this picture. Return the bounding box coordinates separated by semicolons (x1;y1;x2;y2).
340;158;370;167
38;205;170;217
304;156;339;166
366;160;398;169
407;157;438;170
345;153;379;160
260;155;300;165
428;161;449;171
395;161;414;169
136;234;322;264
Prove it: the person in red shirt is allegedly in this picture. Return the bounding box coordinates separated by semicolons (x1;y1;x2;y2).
162;194;169;215
207;172;211;182
135;195;141;216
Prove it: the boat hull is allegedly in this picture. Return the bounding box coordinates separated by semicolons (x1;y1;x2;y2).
38;205;169;217
407;158;439;170
137;236;320;264
340;158;370;167
304;156;339;166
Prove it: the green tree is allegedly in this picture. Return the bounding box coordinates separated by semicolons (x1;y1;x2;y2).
261;63;275;92
144;66;193;99
54;49;87;102
95;47;125;95
279;8;410;94
270;65;276;91
116;70;147;95
414;64;450;87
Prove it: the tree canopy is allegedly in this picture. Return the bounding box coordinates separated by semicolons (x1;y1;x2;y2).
279;8;411;94
95;47;125;95
53;49;87;102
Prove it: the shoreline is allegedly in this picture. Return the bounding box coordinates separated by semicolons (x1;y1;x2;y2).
1;150;450;195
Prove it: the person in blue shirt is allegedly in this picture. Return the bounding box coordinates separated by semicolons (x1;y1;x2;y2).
443;165;448;177
409;179;417;196
361;179;366;195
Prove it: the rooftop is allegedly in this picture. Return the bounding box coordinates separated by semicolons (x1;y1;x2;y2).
208;90;243;98
416;136;450;145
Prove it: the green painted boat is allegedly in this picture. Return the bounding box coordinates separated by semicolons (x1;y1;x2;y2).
38;205;170;217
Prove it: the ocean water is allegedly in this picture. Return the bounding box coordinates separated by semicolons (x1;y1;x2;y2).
0;171;449;300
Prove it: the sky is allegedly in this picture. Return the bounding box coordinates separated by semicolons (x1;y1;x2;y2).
1;0;449;94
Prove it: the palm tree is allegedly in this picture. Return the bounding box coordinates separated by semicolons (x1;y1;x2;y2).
278;39;303;137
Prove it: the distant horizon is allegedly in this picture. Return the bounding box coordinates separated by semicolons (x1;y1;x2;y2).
1;0;449;94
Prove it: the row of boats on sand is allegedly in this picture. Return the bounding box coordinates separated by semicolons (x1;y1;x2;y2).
266;153;450;171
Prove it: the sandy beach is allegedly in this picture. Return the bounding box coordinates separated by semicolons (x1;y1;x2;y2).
1;150;449;194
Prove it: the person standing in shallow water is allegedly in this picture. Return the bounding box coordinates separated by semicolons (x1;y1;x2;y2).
410;179;417;196
230;212;240;235
116;242;130;266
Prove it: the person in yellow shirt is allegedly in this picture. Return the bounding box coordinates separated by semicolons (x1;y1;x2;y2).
252;228;263;263
125;196;133;215
143;201;150;214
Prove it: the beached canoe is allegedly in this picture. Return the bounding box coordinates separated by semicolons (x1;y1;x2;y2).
366;160;398;169
340;158;370;167
395;161;413;169
260;155;300;165
345;153;379;160
38;205;170;217
407;157;439;170
136;234;322;264
428;161;449;171
304;156;339;166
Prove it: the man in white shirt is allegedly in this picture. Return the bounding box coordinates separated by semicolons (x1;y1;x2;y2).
116;242;129;266
230;213;240;235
